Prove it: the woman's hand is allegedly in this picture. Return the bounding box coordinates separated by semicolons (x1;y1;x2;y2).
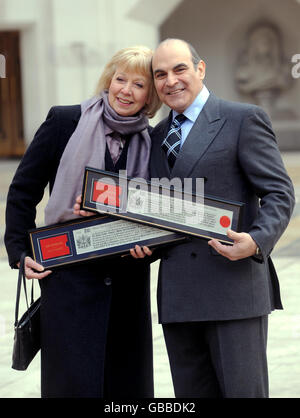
130;245;153;259
17;256;52;280
73;195;94;217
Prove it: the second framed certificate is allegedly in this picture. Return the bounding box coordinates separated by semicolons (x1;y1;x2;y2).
29;215;185;269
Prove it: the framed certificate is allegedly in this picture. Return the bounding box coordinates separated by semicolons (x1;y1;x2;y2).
81;167;244;244
29;215;185;269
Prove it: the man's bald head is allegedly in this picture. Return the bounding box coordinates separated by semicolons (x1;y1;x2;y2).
155;39;201;70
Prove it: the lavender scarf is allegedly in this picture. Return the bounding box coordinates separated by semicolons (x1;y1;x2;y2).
44;91;151;225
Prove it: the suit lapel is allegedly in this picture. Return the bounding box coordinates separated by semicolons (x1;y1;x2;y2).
151;112;172;179
172;93;226;178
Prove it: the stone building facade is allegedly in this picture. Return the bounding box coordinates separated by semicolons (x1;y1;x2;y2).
0;0;299;155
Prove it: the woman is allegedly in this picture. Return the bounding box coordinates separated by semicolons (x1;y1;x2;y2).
5;46;161;398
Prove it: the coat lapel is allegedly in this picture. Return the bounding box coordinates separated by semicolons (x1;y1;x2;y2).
172;93;226;178
72;106;82;124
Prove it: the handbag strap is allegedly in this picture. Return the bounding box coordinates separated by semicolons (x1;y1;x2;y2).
14;252;35;328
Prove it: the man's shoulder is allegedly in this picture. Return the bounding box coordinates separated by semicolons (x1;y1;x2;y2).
212;94;267;118
220;98;260;112
151;115;170;138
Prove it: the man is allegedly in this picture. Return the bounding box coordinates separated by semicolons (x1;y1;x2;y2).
148;38;295;398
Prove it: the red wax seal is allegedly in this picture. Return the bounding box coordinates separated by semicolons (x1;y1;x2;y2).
220;215;231;228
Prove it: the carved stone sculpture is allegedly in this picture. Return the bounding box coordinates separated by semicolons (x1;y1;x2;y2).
236;23;292;118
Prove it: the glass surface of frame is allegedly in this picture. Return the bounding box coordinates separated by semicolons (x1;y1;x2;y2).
81;167;244;244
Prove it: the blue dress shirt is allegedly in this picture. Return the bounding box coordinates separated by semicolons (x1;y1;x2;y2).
172;85;210;148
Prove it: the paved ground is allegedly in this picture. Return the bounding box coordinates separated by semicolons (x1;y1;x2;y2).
0;153;300;398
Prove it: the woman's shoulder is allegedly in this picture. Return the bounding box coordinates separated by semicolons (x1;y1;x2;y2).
47;104;81;121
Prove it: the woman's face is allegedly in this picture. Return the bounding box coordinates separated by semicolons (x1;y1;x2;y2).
108;66;150;116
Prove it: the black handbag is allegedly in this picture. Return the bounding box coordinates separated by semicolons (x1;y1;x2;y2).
12;252;41;371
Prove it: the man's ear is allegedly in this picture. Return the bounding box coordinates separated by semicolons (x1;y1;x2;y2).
197;60;206;80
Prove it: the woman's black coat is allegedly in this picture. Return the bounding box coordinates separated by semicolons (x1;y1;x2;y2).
5;105;154;398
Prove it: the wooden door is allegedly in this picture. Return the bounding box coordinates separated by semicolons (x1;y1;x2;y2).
0;31;25;157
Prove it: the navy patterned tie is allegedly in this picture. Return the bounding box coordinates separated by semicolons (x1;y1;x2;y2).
162;114;187;168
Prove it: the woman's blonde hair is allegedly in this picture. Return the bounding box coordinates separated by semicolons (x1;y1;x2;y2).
95;45;161;118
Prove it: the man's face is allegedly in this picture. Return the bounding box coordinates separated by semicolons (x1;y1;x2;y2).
152;41;205;113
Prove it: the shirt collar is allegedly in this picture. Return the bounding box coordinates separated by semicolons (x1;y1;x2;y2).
172;85;210;123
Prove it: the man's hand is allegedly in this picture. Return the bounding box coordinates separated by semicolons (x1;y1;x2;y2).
208;229;258;261
73;195;94;217
17;256;52;280
130;245;153;259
